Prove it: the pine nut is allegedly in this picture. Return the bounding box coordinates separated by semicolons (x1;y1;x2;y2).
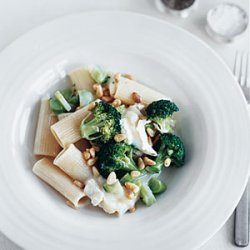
88;102;96;111
73;180;84;189
131;171;141;178
114;73;121;83
146;127;155;137
123;74;134;80
87;157;97;166
96;85;103;98
92;166;100;177
89;147;95;158
112;99;122;107
101;96;113;102
164;158;171;167
129;207;136;213
143;157;156;166
107;172;117;185
102;84;109;90
125;182;139;193
93;83;99;90
103;90;110;96
93;145;100;152
138;157;145;169
83;151;91;160
66;200;76;209
132;92;142;103
114;133;126;142
148;136;153;146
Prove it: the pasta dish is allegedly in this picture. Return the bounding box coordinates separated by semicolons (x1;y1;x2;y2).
33;66;185;216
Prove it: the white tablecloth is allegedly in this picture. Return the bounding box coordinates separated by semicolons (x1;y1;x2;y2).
0;0;249;249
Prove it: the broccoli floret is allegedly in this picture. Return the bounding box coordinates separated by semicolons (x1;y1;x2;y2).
80;101;121;144
146;99;179;133
97;141;138;178
146;133;185;174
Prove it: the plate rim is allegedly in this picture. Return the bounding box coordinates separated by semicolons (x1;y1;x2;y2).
0;10;249;250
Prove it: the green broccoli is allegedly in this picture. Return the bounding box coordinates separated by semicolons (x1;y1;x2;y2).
96;141;138;178
146;99;179;133
140;183;156;206
80;101;121;144
148;177;167;194
49;88;79;115
146;133;185;174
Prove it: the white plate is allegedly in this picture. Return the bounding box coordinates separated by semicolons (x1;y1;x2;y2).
0;11;249;250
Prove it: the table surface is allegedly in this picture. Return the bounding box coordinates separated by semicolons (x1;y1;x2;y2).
0;0;249;249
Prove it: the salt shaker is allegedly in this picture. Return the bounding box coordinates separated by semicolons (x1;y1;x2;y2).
156;0;197;18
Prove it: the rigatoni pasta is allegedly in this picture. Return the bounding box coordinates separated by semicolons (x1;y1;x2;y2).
33;158;85;207
32;65;185;216
68;68;95;92
54;144;92;183
114;76;167;105
33;99;61;157
50;104;90;147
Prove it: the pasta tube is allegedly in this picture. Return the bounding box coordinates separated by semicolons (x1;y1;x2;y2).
50;105;89;147
33;99;61;157
68;68;95;92
33;158;85;207
114;77;167;105
53;144;92;183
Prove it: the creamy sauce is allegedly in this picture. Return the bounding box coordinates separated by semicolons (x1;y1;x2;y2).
121;104;157;156
84;178;137;216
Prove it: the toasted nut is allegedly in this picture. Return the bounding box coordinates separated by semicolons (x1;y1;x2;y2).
125;182;140;193
66;200;76;209
129;207;136;213
88;102;96;111
148;136;153;146
132;92;142;103
87;157;97;166
96;85;103;98
102;84;109;90
131;171;141;178
123;74;134;80
143;157;156;166
164;158;171;167
73;180;84;189
83;151;91;160
103;90;110;96
92;166;100;177
101;96;113;102
89;147;95;158
107;172;117;185
125;190;135;200
146;127;155;137
93;145;100;152
93;83;99;90
112;99;122;107
114;73;121;83
138;157;145;169
114;133;126;142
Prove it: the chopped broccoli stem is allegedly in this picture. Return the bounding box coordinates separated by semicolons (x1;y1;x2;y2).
140;184;156;206
103;181;124;195
49;88;79;115
148;177;167;194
